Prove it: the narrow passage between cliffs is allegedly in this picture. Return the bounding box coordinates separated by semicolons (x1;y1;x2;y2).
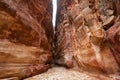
52;0;57;32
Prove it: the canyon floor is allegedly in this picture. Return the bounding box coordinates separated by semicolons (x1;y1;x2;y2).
24;67;120;80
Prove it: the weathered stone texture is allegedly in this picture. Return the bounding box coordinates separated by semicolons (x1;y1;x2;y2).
55;0;120;74
0;0;53;79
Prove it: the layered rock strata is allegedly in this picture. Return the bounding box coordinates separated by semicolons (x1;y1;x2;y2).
55;0;120;74
0;0;53;79
0;0;120;79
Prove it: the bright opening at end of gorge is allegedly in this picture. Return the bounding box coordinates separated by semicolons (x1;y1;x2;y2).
52;0;57;28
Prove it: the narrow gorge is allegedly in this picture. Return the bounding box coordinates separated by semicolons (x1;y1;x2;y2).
0;0;120;80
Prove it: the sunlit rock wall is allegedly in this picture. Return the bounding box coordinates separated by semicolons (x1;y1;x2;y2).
55;0;120;74
0;0;53;79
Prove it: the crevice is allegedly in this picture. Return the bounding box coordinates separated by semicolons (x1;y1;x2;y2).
52;0;57;33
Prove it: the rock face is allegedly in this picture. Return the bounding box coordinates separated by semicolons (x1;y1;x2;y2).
0;0;120;79
107;16;120;66
0;0;53;79
55;0;120;74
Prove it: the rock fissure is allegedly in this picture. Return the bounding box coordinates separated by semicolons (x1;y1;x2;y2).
0;0;120;80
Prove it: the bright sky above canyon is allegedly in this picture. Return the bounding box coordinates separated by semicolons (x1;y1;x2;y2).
52;0;57;27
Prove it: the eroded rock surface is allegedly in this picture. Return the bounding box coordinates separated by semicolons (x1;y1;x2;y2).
55;0;120;74
0;0;53;79
107;16;120;66
0;0;120;80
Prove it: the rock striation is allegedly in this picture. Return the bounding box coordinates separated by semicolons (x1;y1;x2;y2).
0;0;53;79
0;0;120;80
55;0;120;74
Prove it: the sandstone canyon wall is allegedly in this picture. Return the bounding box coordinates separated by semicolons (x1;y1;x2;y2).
55;0;120;74
0;0;53;79
0;0;120;80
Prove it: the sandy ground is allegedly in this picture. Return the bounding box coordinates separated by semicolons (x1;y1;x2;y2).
24;67;119;80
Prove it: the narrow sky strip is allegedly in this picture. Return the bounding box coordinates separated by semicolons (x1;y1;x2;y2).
52;0;57;27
